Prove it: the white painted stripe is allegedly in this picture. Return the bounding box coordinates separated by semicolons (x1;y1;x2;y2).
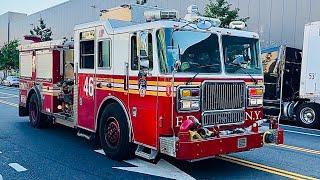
0;96;18;99
284;130;320;137
94;149;105;155
113;83;124;88
0;92;19;97
281;124;320;132
8;163;27;172
0;174;3;180
158;86;166;91
0;86;19;91
129;84;139;90
0;100;19;108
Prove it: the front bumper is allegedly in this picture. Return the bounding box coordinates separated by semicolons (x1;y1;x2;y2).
175;128;284;161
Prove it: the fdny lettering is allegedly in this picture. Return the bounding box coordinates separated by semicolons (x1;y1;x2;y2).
245;110;262;121
176;116;183;127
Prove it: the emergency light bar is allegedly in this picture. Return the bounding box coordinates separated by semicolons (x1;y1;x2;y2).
229;21;246;30
184;5;221;28
144;10;179;21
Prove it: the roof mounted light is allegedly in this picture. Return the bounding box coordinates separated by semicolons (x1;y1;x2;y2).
144;10;179;21
187;4;199;14
184;5;221;28
229;21;246;30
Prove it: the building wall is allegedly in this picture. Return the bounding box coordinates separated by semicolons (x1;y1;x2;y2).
1;0;320;49
0;12;26;46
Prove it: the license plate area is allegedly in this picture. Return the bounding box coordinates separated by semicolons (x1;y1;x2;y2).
237;137;247;149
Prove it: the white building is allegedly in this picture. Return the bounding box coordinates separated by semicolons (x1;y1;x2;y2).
1;0;320;49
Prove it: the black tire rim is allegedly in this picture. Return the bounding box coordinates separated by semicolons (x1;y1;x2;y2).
104;117;120;148
30;101;38;123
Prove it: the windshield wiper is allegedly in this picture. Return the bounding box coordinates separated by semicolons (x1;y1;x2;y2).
228;62;258;84
186;72;200;85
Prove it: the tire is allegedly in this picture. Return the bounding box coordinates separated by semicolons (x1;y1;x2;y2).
295;102;320;128
28;93;47;128
99;103;136;161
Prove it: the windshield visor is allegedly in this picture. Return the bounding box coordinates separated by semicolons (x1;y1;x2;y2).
157;28;221;74
223;36;262;75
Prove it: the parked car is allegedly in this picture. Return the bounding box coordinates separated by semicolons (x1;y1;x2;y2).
2;76;19;87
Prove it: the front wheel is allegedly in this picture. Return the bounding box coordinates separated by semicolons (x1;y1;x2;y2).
296;102;320;128
99;103;136;161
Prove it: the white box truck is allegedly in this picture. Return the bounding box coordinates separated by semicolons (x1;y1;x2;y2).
262;21;320;128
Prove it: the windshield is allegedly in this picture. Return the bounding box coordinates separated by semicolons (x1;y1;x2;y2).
157;28;221;73
222;35;262;75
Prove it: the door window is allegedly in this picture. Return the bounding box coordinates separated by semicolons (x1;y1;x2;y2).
131;35;139;70
80;40;94;69
131;33;153;70
98;40;111;69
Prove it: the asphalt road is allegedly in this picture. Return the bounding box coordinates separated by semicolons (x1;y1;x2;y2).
0;85;319;180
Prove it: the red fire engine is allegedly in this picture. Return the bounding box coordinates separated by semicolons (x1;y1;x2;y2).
19;5;283;161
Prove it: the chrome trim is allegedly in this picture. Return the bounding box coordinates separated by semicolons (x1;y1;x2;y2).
176;85;201;113
201;109;245;127
200;80;246;126
201;80;246;111
246;85;264;108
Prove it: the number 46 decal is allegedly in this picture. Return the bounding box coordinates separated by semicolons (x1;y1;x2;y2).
83;77;94;97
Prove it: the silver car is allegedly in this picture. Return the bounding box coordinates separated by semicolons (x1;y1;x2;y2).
2;76;19;87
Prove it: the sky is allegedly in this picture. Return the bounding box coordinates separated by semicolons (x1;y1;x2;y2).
0;0;69;15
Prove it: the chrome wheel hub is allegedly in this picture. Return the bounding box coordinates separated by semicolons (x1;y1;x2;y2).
300;107;315;124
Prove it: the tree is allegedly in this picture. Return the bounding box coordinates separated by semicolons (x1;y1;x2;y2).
204;0;249;28
30;18;53;41
0;40;20;77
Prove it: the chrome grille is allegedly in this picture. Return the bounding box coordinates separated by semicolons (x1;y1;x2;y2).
202;110;245;126
202;81;245;111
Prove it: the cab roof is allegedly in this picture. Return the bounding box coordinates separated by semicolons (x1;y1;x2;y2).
74;19;259;39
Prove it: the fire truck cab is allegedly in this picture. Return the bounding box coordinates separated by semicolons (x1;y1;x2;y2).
19;5;283;161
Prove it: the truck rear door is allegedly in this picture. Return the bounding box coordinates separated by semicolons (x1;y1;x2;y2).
300;22;320;99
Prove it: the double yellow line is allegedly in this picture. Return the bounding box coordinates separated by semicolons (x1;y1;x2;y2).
271;144;320;156
218;155;318;180
0;96;318;179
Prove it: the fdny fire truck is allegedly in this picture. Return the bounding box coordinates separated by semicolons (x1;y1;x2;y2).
18;5;283;161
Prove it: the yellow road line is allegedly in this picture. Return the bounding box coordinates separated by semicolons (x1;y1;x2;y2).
0;99;19;108
218;155;318;180
270;144;320;156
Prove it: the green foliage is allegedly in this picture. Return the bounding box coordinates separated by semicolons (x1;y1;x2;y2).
204;0;249;28
0;40;19;71
30;18;53;41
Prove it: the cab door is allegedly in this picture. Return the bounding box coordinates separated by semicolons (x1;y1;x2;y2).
77;29;96;131
128;31;158;148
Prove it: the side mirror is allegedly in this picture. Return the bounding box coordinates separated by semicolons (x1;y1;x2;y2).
140;59;150;70
174;60;182;71
138;31;150;71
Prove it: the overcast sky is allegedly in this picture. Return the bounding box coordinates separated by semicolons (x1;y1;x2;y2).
0;0;69;15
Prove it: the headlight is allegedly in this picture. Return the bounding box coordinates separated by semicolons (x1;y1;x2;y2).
248;97;263;106
180;100;200;111
177;86;200;112
247;86;264;107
